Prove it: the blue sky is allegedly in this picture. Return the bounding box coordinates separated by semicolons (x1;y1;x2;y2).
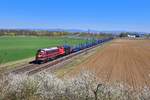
0;0;150;32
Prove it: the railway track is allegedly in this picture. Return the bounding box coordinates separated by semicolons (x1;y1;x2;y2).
9;41;111;75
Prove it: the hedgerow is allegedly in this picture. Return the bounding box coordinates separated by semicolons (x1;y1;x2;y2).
0;70;149;100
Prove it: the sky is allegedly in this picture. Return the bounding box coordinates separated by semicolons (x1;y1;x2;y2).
0;0;150;32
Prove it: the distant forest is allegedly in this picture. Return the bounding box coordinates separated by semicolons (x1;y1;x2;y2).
0;29;113;38
1;29;149;38
0;29;70;36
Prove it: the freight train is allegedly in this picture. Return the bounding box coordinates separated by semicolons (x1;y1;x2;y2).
35;38;113;64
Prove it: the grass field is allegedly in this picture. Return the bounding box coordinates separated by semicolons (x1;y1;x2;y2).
0;36;87;64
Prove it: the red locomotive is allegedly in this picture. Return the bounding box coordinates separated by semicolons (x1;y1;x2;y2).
35;46;71;64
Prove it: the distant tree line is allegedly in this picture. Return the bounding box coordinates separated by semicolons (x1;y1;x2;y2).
0;29;70;36
144;33;150;38
72;32;113;39
119;32;129;37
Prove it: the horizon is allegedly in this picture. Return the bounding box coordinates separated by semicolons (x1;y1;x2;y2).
0;28;150;35
0;0;150;32
0;28;148;33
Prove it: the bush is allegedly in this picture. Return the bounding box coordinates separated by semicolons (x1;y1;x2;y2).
0;71;149;100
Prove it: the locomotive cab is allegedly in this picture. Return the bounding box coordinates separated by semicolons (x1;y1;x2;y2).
36;49;47;63
35;47;66;64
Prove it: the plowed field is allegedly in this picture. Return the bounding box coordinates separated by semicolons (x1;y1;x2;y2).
69;39;150;89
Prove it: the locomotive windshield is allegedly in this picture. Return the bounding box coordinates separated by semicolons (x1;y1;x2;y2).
37;49;42;52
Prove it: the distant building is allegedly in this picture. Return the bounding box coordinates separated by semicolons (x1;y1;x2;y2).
127;33;142;38
119;32;145;38
127;34;136;38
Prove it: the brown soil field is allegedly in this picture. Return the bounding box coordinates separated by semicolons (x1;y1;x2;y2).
68;39;150;89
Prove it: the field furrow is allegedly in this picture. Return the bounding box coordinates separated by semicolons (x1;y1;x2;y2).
67;39;150;89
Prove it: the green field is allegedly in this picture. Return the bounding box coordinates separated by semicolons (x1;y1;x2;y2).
0;36;86;64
